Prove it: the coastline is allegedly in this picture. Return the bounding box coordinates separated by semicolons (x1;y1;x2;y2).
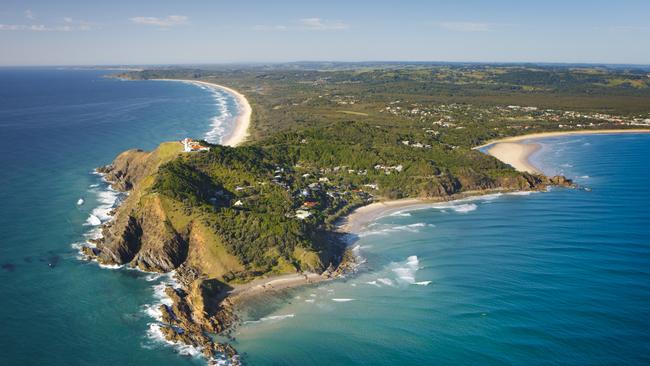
487;142;542;174
86;80;648;364
227;272;330;306
82;78;254;364
478;129;650;175
155;79;252;147
474;128;650;150
338;189;535;234
341;129;650;234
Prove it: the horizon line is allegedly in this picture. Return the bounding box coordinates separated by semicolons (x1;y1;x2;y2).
1;60;650;68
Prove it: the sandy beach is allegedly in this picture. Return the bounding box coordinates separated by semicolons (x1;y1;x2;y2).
487;142;542;174
341;128;650;234
478;129;650;175
228;272;328;305
474;129;650;149
338;189;524;234
156;79;252;147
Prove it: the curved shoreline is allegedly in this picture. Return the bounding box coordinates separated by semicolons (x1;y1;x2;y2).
338;189;538;234
155;79;252;147
478;129;650;175
474;129;650;150
341;129;649;234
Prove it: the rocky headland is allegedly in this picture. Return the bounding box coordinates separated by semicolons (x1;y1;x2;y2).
80;138;573;365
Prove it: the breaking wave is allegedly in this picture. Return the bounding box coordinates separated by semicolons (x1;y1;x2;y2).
450;203;477;213
392;255;420;284
181;81;238;145
360;223;433;237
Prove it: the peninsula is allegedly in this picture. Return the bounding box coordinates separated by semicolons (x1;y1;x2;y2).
88;64;650;363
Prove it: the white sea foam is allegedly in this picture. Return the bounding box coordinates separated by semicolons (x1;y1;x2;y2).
391;255;420;285
377;278;395;286
98;263;123;270
580;175;590;179
360;222;431;237
414;281;432;286
85;214;101;226
142;273;233;364
479;193;503;201
146;323;205;358
450;203;477;213
261;314;295;321
91;188;120;222
145;273;164;282
77;198;84;206
244;314;296;325
305;299;315;303
389;211;412;217
507;191;535;196
332;298;355;302
181;81;237;145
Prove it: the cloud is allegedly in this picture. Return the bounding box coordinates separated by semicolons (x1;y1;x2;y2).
130;15;188;27
438;21;492;32
25;9;35;20
253;18;349;31
0;24;50;31
0;18;92;32
299;18;349;30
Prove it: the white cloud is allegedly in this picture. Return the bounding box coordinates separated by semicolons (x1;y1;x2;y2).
25;9;35;20
0;24;47;31
299;18;349;30
130;15;188;27
0;18;92;32
253;18;349;31
438;21;492;32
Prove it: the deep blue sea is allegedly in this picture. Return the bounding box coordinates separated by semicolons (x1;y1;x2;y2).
1;69;649;366
0;68;238;365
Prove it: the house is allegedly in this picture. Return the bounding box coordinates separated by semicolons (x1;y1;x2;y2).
181;138;210;152
302;201;319;209
233;200;243;207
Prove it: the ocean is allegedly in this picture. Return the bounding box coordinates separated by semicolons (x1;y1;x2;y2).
1;69;649;365
230;135;650;365
0;68;238;365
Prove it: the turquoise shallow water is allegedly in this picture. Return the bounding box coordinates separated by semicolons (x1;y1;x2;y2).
0;68;238;365
1;69;649;366
232;134;650;365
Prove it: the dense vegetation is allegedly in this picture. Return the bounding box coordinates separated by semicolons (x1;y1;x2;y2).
114;63;650;279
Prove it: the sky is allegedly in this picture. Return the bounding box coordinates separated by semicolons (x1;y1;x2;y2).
0;0;649;66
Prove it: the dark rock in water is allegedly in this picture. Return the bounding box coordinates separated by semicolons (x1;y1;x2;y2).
80;246;100;258
1;263;16;272
549;175;574;187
